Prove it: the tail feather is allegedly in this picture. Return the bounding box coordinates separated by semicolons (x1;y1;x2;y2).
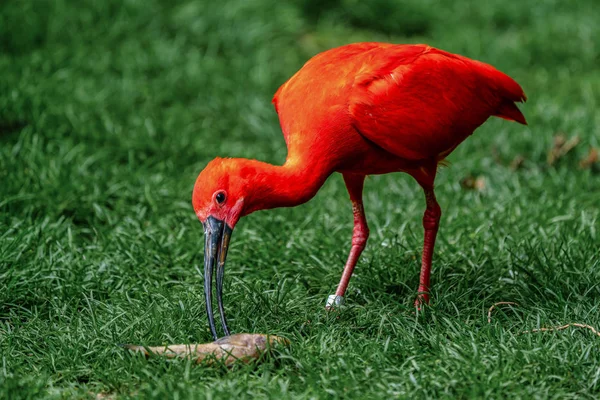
495;100;527;125
473;60;527;125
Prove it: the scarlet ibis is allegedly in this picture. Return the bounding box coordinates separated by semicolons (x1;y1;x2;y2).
193;43;527;339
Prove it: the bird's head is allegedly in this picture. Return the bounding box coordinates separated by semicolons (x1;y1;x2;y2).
192;157;248;229
191;157;268;340
192;156;316;339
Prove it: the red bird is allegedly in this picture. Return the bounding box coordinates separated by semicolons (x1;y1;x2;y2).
193;43;527;339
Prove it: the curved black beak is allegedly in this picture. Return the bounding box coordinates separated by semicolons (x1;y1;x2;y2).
203;216;233;340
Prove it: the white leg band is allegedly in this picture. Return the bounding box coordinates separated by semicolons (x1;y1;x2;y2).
326;295;345;308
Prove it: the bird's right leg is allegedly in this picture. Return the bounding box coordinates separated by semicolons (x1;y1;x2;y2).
326;174;369;309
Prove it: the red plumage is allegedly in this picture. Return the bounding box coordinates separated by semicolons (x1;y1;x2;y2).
273;43;526;166
193;43;527;337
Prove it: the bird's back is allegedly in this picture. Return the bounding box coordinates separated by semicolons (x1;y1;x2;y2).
273;43;526;166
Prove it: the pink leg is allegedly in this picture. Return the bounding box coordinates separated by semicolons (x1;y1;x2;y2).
415;187;441;308
326;174;369;309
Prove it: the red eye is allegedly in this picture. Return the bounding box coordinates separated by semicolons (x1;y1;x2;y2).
215;192;226;204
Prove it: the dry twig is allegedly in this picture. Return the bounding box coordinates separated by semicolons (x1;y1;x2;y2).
487;302;600;338
460;175;486;191
547;134;580;165
487;301;518;324
523;323;600;337
509;155;525;171
579;147;598;169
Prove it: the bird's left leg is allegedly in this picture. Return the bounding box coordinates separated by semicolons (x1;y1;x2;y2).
414;173;441;308
326;174;369;309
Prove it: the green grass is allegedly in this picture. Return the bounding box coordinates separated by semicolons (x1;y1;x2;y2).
1;0;599;398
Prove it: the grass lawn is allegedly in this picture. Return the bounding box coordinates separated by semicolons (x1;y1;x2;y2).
1;0;599;398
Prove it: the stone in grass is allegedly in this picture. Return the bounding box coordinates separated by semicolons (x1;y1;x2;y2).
121;333;289;366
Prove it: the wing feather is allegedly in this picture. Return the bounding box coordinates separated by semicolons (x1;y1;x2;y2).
349;46;526;160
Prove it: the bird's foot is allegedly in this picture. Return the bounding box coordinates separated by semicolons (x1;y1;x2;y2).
325;294;345;311
414;293;430;311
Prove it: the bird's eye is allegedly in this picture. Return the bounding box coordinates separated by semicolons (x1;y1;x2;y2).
215;192;226;204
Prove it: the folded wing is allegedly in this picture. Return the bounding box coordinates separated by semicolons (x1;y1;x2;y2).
349;45;527;161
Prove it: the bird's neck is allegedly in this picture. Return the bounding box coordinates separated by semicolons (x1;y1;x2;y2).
242;158;331;216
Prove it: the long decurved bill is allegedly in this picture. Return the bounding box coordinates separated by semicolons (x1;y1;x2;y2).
203;216;233;340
